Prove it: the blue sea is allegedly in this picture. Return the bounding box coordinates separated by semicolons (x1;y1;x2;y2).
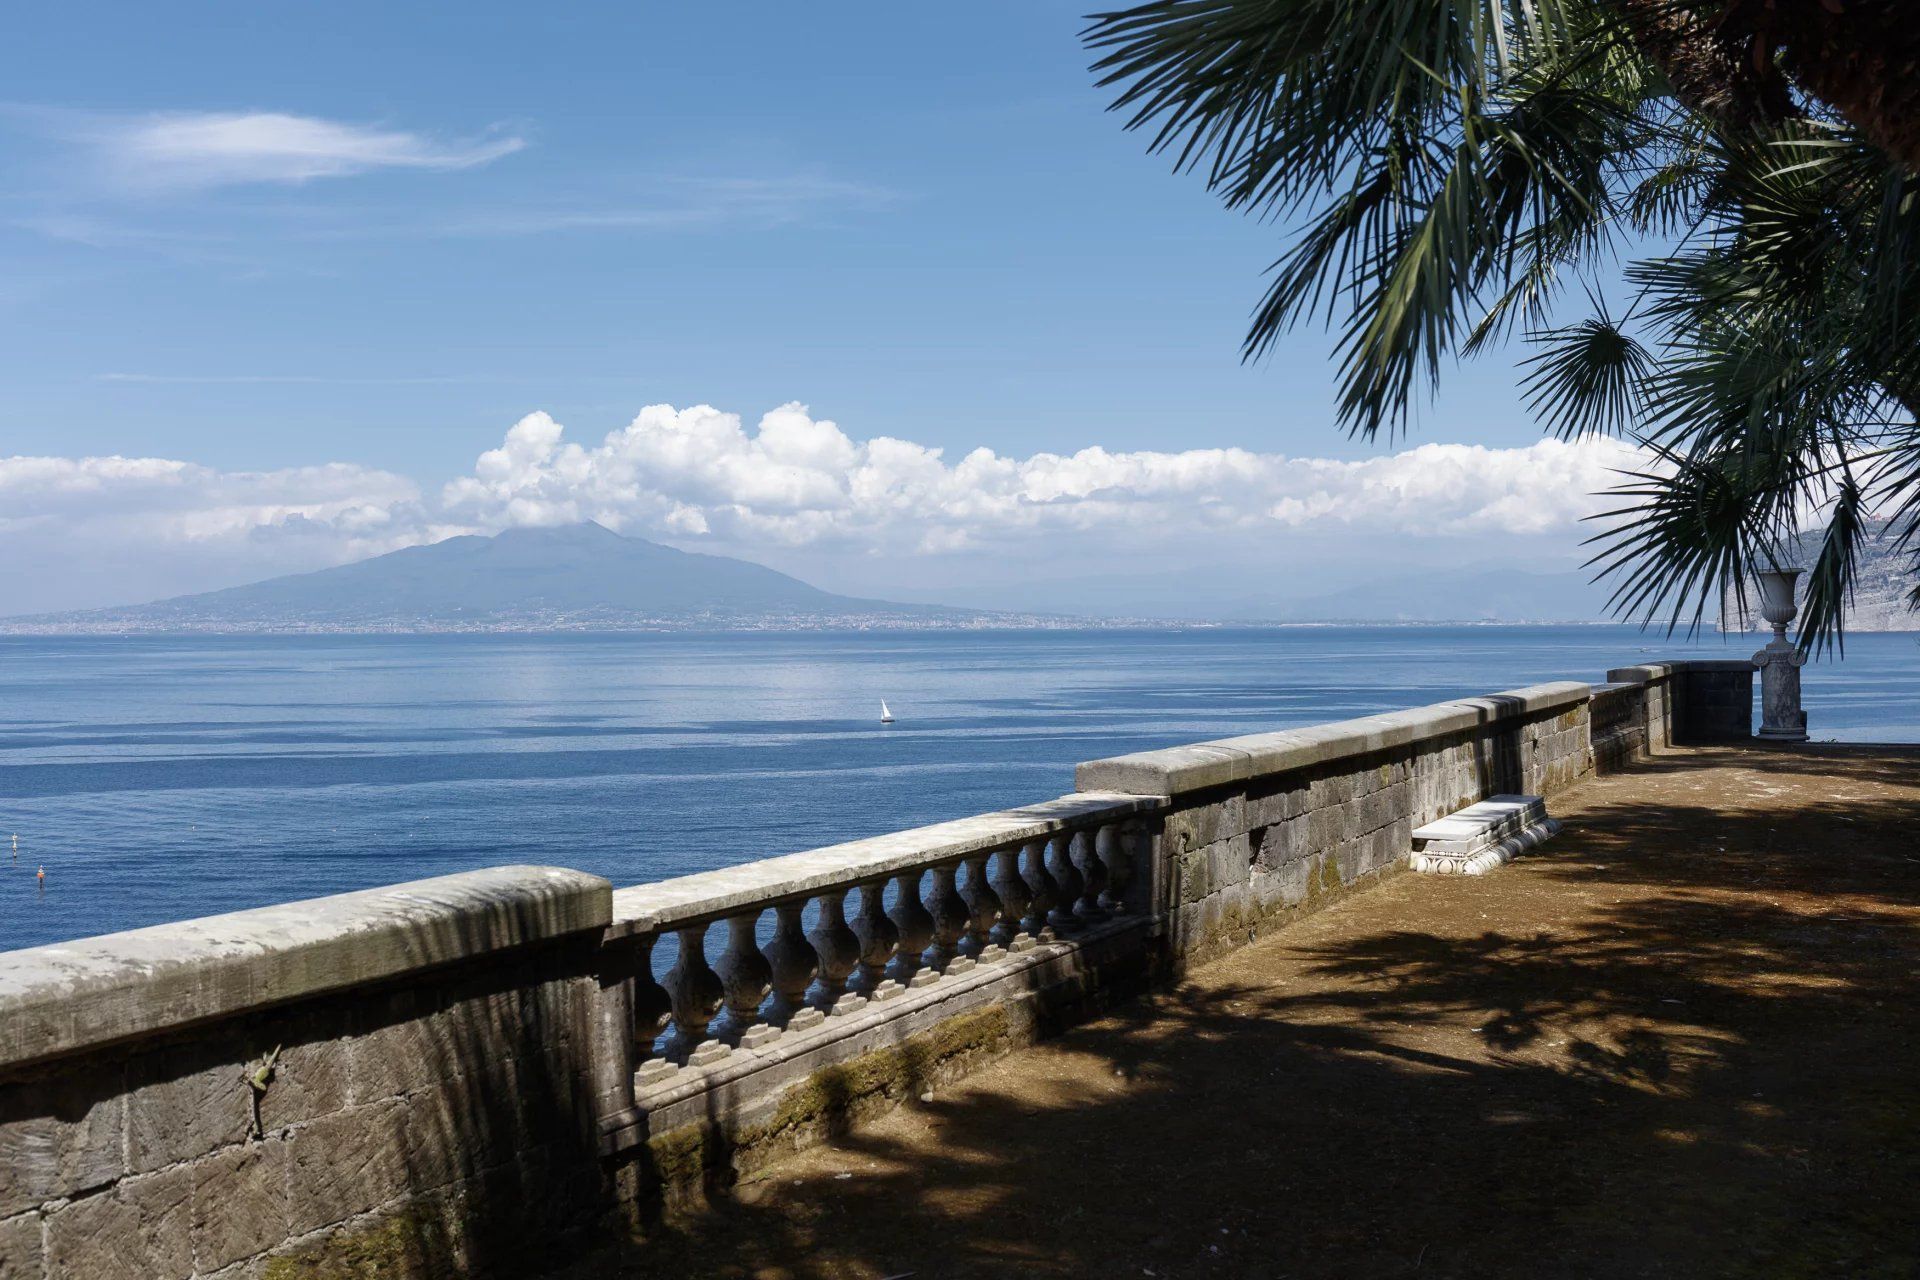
3;627;1915;953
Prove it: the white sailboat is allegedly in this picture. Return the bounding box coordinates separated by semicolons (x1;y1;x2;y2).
879;699;895;724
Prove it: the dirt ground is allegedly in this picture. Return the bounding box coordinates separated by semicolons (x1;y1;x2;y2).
579;745;1920;1279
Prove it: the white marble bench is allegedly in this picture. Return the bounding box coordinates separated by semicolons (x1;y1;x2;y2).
1410;794;1560;875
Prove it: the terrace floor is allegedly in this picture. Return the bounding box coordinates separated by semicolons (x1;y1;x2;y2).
576;745;1920;1280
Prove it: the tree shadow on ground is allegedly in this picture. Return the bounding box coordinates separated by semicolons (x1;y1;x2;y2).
562;748;1920;1280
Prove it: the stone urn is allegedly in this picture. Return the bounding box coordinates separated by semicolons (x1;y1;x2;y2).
1752;568;1808;742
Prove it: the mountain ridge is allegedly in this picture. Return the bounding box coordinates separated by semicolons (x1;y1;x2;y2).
0;523;981;633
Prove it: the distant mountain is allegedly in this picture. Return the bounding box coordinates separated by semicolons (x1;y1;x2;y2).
2;523;980;633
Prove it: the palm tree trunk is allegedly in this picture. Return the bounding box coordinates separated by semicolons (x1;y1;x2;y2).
1612;0;1920;171
1746;0;1920;173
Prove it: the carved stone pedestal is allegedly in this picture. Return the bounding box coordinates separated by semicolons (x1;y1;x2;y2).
1753;569;1809;743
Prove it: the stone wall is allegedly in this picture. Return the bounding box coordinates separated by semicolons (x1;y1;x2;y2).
1676;660;1757;741
1075;681;1597;966
0;660;1754;1279
0;868;617;1280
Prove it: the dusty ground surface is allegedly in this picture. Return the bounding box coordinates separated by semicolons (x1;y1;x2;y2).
579;746;1920;1279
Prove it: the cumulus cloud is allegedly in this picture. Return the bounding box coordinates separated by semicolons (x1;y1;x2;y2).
440;403;1649;553
0;405;1652;615
0;455;439;614
29;108;524;189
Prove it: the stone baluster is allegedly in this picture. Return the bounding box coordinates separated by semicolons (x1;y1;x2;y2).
715;911;772;1048
1096;822;1131;914
809;888;864;1015
926;862;973;974
851;880;902;1000
991;844;1033;949
960;851;1005;961
1020;838;1061;941
662;923;726;1066
1072;828;1109;921
1047;833;1084;932
632;933;676;1085
763;901;824;1035
887;869;937;988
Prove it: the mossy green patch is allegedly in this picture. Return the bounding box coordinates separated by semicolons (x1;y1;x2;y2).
643;1006;1014;1207
262;1205;458;1280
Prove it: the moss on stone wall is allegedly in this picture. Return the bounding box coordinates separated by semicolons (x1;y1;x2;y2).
640;1006;1013;1207
261;1205;459;1280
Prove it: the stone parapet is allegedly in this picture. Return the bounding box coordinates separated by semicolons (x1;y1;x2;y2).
1075;681;1599;967
1076;681;1591;797
0;866;611;1073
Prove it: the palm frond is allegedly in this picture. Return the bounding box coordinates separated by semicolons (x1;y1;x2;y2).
1520;307;1654;438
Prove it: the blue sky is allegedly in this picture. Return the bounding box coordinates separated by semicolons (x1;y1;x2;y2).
0;1;1632;617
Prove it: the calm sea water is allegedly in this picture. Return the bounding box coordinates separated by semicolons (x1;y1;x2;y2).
3;627;1914;952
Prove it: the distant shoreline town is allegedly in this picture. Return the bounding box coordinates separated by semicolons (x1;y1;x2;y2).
0;613;1642;636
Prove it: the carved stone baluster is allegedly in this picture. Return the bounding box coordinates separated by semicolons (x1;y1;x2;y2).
1096;822;1130;914
960;851;1005;962
1047;833;1084;932
715;911;773;1049
851;880;903;1001
1021;838;1060;941
926;862;973;975
763;901;824;1035
633;933;677;1085
810;888;864;1016
662;924;726;1066
991;845;1032;950
887;869;937;988
1073;829;1109;921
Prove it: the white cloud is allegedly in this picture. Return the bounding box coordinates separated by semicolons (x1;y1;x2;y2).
440;403;1650;553
0;406;1652;615
0;454;439;613
34;108;524;189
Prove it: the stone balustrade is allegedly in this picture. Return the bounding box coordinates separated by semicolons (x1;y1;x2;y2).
0;658;1761;1280
592;794;1160;1139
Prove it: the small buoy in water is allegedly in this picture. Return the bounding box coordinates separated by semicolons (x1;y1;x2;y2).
36;866;45;887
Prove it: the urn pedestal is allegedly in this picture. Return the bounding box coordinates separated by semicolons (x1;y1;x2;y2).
1752;569;1808;743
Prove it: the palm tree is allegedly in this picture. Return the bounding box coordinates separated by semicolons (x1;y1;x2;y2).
1083;0;1920;650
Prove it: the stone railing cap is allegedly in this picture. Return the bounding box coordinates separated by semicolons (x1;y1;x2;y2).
1608;659;1756;683
0;865;610;1072
1074;680;1592;798
608;791;1163;936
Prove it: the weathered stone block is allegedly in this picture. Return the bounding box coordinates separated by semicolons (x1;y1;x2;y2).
1306;802;1347;852
1175;847;1210;906
192;1139;287;1271
126;1045;251;1174
1206;834;1251;896
1243;781;1307;830
349;995;454;1104
1249;856;1312;910
0;1067;124;1214
404;1074;522;1191
44;1190;144;1280
43;1164;192;1280
1357;787;1399;836
0;1210;41;1280
1162;794;1245;853
287;1099;411;1235
258;1035;352;1134
1307;771;1356;812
